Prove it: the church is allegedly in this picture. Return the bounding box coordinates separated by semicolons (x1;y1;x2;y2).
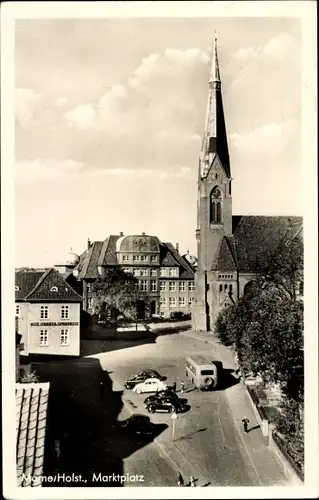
193;38;302;332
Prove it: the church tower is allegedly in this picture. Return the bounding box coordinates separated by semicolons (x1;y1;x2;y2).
193;37;232;331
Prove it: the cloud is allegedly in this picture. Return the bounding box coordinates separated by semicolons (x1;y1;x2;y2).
15;88;44;127
64;104;96;130
232;33;297;65
16;158;84;181
233;46;261;62
56;97;68;106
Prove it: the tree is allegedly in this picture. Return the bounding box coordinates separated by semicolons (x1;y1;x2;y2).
92;267;138;323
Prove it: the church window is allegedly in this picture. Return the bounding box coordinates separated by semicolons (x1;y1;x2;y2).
217;202;221;223
224;284;228;291
229;284;233;294
219;284;222;293
215;173;218;179
210;186;222;224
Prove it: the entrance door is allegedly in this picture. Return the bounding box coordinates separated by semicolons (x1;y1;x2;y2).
136;300;146;320
150;301;156;315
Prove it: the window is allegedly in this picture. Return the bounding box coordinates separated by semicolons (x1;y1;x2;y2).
123;268;131;274
15;286;19;291
39;329;48;346
189;282;195;291
169;268;177;277
40;305;48;319
87;298;93;309
151;255;157;263
138;280;148;292
87;283;91;292
210;186;222;224
60;329;69;346
219;284;223;293
229;181;231;195
61;305;69;319
133;255;140;262
151;269;157;276
133;269;141;277
16;304;20;316
160;297;166;306
229;284;233;294
179;281;186;291
122;255;129;262
160;268;167;277
224;284;228;291
188;297;194;306
160;281;166;291
140;255;148;262
50;286;58;292
151;280;157;292
298;281;304;296
179;297;186;307
169;297;176;307
141;269;148;276
217;202;221;223
169;282;176;292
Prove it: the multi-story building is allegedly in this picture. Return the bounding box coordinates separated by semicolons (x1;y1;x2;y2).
73;234;195;319
15;268;82;356
193;37;303;331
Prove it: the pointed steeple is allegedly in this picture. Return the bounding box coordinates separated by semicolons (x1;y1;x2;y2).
199;36;230;179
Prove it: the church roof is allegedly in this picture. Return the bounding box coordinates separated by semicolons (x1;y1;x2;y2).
215;216;303;271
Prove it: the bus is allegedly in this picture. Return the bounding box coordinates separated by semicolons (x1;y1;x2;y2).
185;356;222;390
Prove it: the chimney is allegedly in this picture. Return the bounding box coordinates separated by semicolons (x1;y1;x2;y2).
119;232;124;236
142;232;145;235
176;242;179;253
87;238;91;250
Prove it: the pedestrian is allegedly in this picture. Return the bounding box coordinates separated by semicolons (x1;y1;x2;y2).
242;417;250;433
177;472;184;486
180;381;185;394
189;475;196;487
99;381;105;397
172;378;177;393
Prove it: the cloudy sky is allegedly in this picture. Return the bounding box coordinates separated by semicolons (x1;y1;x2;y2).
15;16;302;267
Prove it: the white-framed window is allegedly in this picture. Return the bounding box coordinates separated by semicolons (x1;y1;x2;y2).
169;268;177;277
140;255;148;262
159;297;166;306
298;281;304;296
60;329;69;346
133;255;140;262
133;269;141;277
61;305;69;319
123;268;131;274
141;269;148;276
151;255;157;263
39;329;48;346
189;281;195;291
179;281;186;291
179;297;186;307
40;305;48;319
160;281;166;291
169;281;176;292
188;297;194;306
50;286;58;292
160;268;167;277
138;280;148;292
169;297;176;307
87;283;91;292
151;269;157;276
87;297;93;309
122;255;129;262
151;280;157;292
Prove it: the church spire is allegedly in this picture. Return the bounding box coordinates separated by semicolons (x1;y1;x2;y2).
200;36;230;178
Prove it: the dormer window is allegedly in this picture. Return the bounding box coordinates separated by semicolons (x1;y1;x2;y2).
50;286;58;292
15;286;19;291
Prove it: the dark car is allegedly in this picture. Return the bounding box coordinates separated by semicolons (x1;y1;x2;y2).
120;414;155;437
146;398;187;414
124;370;164;389
143;390;181;405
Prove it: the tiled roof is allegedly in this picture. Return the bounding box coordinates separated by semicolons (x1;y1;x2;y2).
16;382;50;487
163;243;195;279
216;216;303;271
98;235;120;267
20;268;82;302
15;271;46;301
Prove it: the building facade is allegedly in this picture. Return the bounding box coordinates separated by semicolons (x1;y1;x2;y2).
73;234;196;319
193;38;303;332
15;268;82;356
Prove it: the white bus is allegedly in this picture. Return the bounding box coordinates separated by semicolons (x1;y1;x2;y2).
185;356;221;390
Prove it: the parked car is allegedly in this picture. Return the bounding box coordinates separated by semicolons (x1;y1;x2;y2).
132;377;167;394
146;398;187;414
120;414;155;437
144;390;180;405
124;370;164;390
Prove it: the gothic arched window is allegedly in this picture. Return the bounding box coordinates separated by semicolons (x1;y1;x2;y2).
210;186;222;224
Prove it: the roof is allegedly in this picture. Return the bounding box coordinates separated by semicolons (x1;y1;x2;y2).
75;235;195;280
16;382;50;487
15;268;83;302
215;215;303;271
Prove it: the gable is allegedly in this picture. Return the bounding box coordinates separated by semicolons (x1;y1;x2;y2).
25;268;82;302
214;236;237;270
15;271;45;300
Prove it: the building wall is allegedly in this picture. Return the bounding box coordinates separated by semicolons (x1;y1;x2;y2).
16;302;29;355
21;302;80;356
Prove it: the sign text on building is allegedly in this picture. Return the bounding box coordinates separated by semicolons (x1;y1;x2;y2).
30;322;79;326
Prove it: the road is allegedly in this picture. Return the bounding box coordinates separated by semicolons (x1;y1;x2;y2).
89;330;289;487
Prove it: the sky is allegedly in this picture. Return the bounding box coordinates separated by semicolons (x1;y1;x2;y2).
14;16;302;268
